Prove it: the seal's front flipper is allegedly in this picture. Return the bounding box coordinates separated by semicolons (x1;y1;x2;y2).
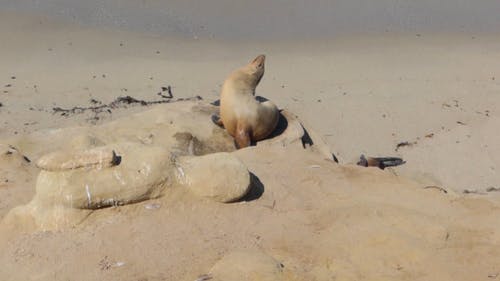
211;114;224;128
235;123;251;149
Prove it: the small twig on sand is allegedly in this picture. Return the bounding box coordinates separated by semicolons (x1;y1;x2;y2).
423;185;448;194
395;141;416;152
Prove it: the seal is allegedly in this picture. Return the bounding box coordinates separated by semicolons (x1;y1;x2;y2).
356;154;405;169
217;55;279;148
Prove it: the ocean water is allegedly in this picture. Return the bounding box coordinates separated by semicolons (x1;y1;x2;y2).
1;0;499;39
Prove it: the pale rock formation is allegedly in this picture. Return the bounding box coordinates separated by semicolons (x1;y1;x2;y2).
176;152;250;203
36;146;120;171
35;142;172;209
1;101;336;231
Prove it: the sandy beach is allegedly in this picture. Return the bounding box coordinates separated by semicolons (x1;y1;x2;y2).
1;2;500;280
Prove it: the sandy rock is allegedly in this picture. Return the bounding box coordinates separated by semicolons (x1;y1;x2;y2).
258;109;337;162
34;143;172;209
1;101;335;232
209;250;284;281
175;152;250;203
36;146;120;171
4;202;92;232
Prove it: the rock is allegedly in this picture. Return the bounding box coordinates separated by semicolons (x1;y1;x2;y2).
2;101;336;231
257;109;337;162
36;146;120;171
209;250;284;281
175;152;250;203
33;143;173;209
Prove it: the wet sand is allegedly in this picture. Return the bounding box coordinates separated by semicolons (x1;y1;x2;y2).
2;0;500;39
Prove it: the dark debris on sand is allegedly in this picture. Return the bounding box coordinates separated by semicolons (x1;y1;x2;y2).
52;89;202;124
395;141;417;151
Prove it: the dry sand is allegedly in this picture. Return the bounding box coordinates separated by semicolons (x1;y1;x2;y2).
1;6;500;281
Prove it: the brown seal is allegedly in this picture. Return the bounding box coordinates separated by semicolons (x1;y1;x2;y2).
357;154;405;169
216;55;279;148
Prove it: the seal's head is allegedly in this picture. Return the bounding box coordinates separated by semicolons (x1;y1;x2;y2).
243;54;265;88
225;55;266;93
249;54;265;74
